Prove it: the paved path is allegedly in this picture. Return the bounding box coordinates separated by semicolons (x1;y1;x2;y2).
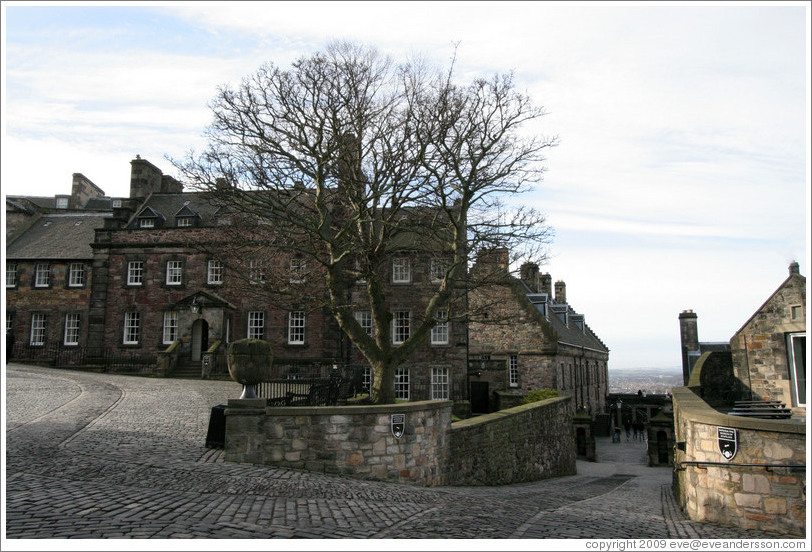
3;363;791;542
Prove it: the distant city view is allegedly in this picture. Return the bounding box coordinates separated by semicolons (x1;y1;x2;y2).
608;367;683;395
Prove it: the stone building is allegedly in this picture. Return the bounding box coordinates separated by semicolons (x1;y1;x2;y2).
467;249;609;414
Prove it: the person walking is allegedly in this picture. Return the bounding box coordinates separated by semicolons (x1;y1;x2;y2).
623;420;631;442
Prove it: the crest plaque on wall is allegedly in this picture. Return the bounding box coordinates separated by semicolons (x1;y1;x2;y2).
391;414;405;439
717;427;738;460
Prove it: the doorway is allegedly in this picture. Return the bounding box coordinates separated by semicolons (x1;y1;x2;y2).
191;319;209;361
470;381;490;414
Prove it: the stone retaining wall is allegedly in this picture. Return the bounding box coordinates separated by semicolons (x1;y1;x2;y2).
224;396;575;487
671;387;806;536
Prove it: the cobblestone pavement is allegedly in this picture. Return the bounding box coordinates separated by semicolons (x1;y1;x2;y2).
3;363;799;544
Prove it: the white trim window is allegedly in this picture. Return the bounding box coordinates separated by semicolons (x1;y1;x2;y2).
34;263;50;288
288;311;306;344
431;366;449;400
509;354;519;387
392;258;411;283
787;332;806;407
139;218;155;228
123;312;140;344
56;197;69;209
166;260;183;285
30;313;46;346
289;258;306;284
431;309;449;345
6;262;18;287
6;311;12;333
247;311;264;340
430;257;448;283
355;311;373;335
64;314;80;346
249;259;265;284
176;217;193;227
392;310;410;344
362;367;373;392
68;262;85;287
127;261;144;286
394;367;410;400
207;260;223;285
163;311;179;344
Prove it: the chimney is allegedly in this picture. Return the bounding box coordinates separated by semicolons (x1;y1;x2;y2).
540;273;552;296
520;262;539;292
679;310;699;385
554;280;567;304
789;261;800;276
129;156;165;200
472;247;510;278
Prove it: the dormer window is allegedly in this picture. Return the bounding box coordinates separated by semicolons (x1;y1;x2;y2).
112;199;122;209
176;217;193;227
55;197;69;209
174;204;199;228
140;218;155;228
135;206;165;229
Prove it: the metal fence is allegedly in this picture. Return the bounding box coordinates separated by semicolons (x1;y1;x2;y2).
258;363;367;407
8;344;157;374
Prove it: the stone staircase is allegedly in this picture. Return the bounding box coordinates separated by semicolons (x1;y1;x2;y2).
172;361;202;379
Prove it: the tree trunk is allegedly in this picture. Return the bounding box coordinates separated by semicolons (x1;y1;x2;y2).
369;358;396;404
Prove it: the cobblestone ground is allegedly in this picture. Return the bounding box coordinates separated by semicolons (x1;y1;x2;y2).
3;363;797;543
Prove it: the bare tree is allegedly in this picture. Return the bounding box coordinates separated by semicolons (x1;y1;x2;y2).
173;41;556;404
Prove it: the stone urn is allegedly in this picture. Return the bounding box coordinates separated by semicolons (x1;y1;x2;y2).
226;339;274;399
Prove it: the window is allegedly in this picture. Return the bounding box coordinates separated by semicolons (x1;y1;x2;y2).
30;314;46;346
394;367;410;400
207;260;223;285
56;197;69;209
163;311;178;344
176;217;193;227
112;199;122;208
288;311;306;344
127;261;144;286
289;258;306;284
34;264;50;288
509;355;519;387
787;332;806;407
431;367;449;400
6;262;17;287
392;258;411;283
362;367;373;392
166;260;183;285
791;305;803;321
6;312;12;333
392;310;410;344
248;311;264;339
64;314;80;346
430;258;448;283
355;311;373;335
68;263;85;287
139;218;155;228
431;309;449;345
249;259;265;284
123;312;140;344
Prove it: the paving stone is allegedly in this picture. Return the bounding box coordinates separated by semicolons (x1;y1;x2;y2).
4;363;796;541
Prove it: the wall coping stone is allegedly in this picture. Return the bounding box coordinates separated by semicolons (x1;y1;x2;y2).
228;399;453;417
451;396;569;429
671;387;805;434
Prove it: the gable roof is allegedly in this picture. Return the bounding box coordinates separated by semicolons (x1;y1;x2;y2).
6;213;110;260
732;264;806;338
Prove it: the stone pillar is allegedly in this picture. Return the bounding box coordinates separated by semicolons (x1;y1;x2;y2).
573;411;596;461
647;408;674;467
679;310;699;385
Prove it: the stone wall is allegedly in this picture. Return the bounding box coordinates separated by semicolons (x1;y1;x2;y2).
225;396;576;487
446;395;576;485
672;387;806;536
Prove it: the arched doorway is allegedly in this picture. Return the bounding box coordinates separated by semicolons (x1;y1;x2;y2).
191;319;209;361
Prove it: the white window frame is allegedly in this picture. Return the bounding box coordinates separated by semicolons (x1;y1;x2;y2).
431;366;449;400
55;197;69;209
30;313;46;346
123;312;140;345
509;354;519;387
34;263;50;288
166;260;183;286
139;218;155;228
163;311;179;344
787;332;806;407
247;311;264;340
288;311;306;345
6;262;17;287
289;258;306;284
392;258;411;283
176;217;193;227
249;259;265;284
430;258;448;283
127;261;144;286
392;310;410;344
362;367;373;392
431;309;449;345
64;314;80;346
394;367;410;400
68;262;85;287
112;199;122;208
207;260;223;285
355;311;373;335
6;312;12;333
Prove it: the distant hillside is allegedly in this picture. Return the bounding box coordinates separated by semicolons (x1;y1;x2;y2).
608;367;682;394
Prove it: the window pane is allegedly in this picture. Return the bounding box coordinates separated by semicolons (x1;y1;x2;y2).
30;314;46;346
248;311;264;339
394;367;410;400
128;261;143;285
393;311;410;344
123;312;140;344
392;258;410;283
69;263;85;287
431;367;449;400
288;311;305;344
166;261;182;285
207;260;223;284
509;355;519;386
163;311;178;344
35;264;50;287
64;314;80;345
789;333;806;406
431;309;448;345
6;263;17;287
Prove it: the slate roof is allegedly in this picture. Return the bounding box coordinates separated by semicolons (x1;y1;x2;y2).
6;213;109;260
128;193;221;228
519;281;609;353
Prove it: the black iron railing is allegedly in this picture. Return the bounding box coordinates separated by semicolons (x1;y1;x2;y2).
8;343;157;374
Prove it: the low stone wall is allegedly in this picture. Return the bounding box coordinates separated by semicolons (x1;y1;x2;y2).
225;395;575;487
446;396;576;486
672;387;806;536
225;399;451;486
